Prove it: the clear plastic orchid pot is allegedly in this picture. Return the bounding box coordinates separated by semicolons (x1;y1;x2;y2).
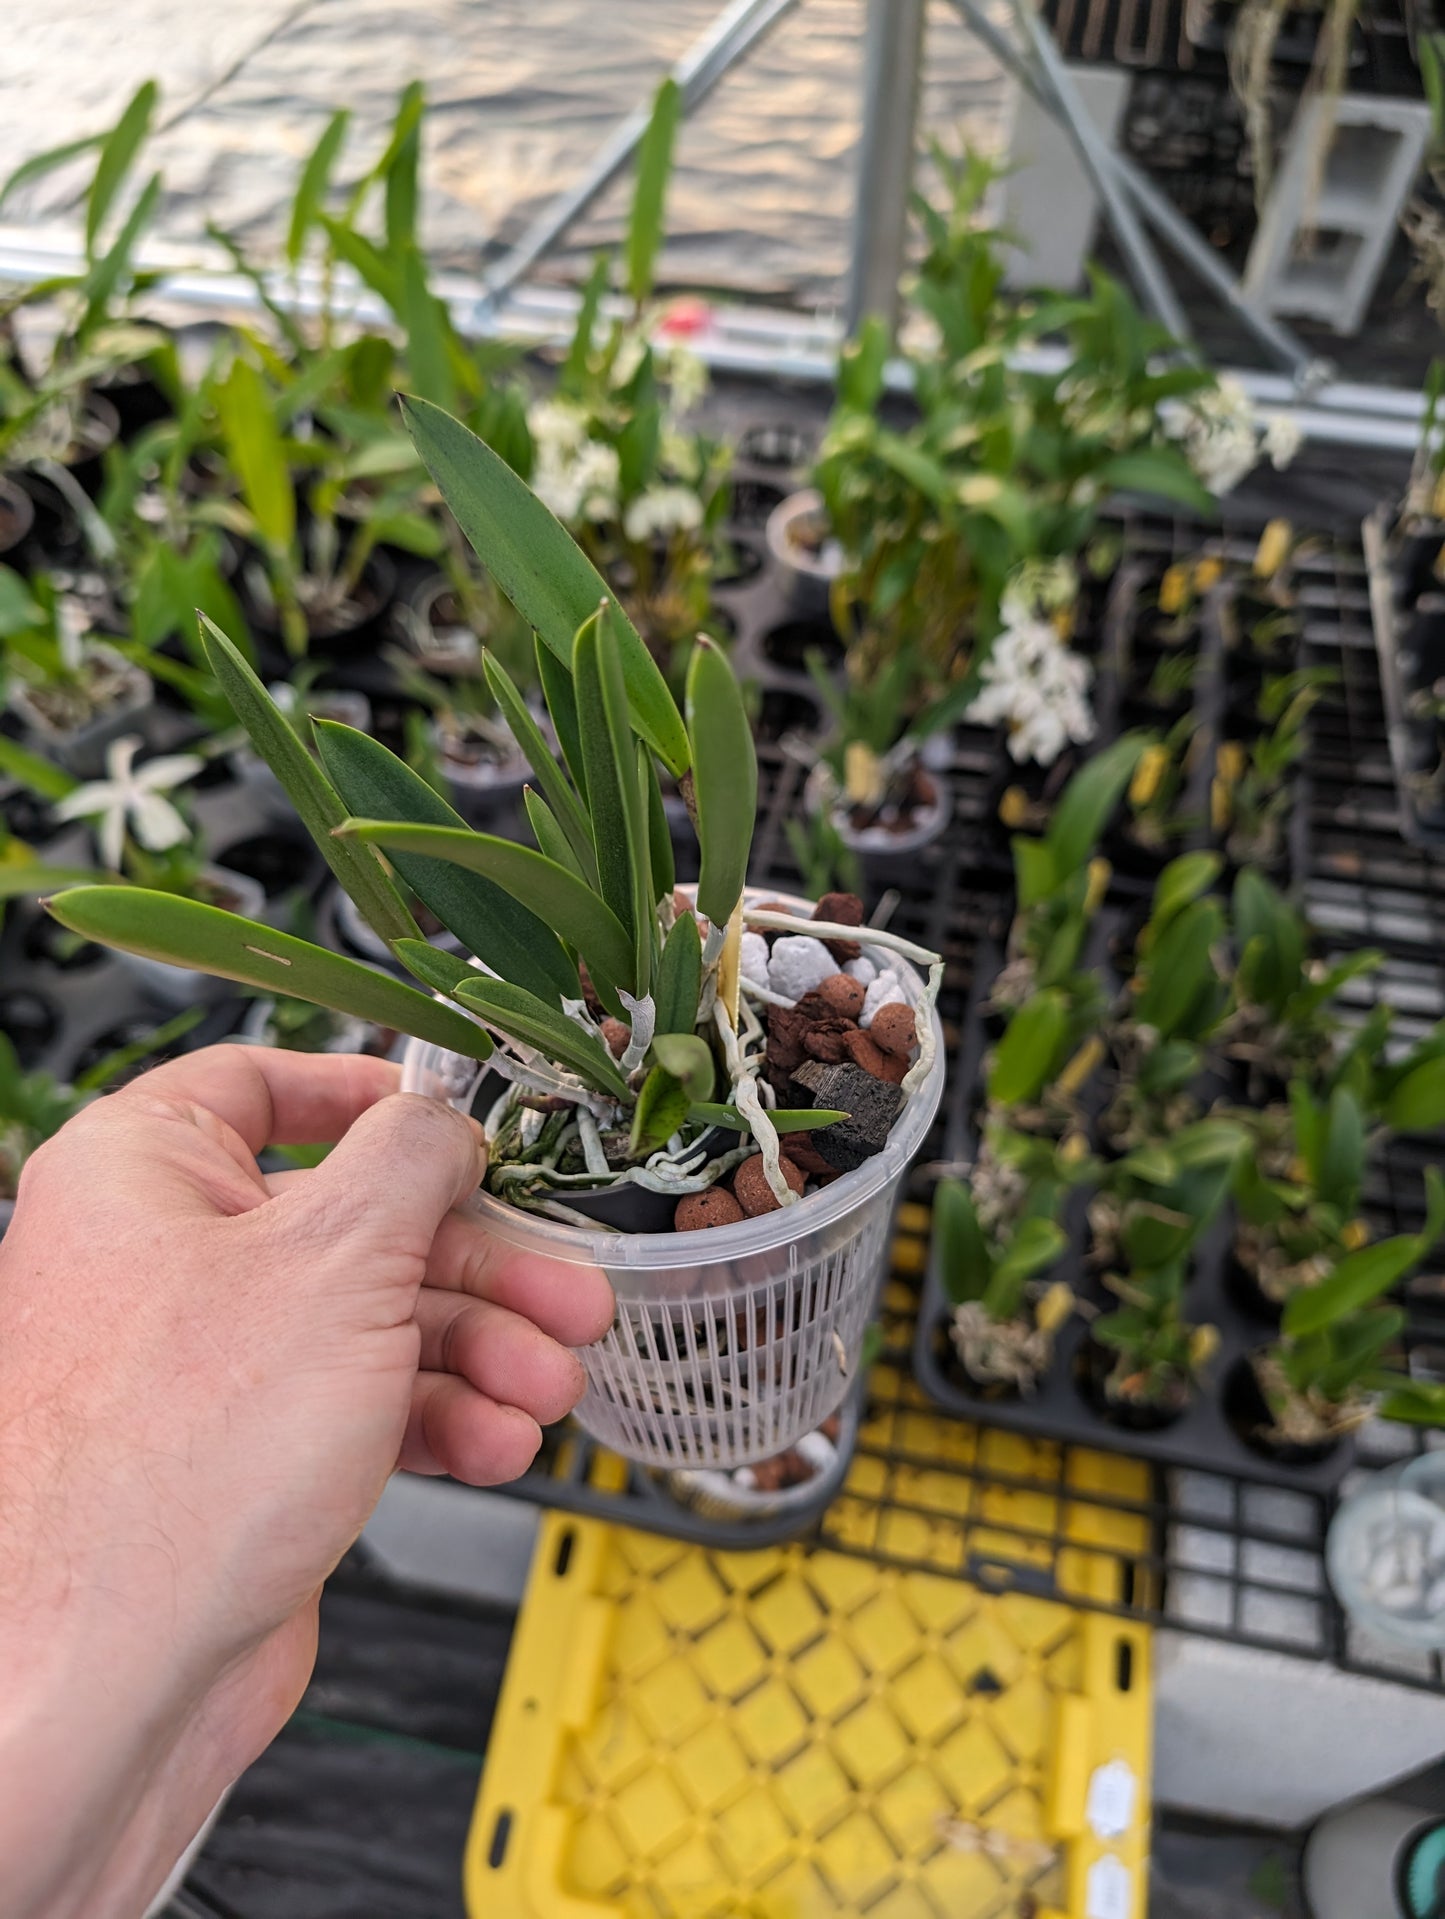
401;887;945;1469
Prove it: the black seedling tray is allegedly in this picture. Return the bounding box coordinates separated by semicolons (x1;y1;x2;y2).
1363;506;1445;850
911;933;1359;1493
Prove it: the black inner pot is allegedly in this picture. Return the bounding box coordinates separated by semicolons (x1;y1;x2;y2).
1074;1333;1189;1433
471;1069;741;1234
1222;1353;1341;1467
1223;1248;1285;1327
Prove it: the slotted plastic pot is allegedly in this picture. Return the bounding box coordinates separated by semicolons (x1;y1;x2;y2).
401;887;945;1469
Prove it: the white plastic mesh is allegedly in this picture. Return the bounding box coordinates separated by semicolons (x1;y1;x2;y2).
574;1200;893;1467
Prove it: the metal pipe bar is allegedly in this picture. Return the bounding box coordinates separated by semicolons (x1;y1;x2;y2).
944;0;1318;381
0;229;1421;448
844;0;927;337
1009;0;1194;343
472;0;804;318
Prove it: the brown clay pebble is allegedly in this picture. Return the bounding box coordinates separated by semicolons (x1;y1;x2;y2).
868;1001;918;1059
841;1028;891;1079
733;1152;805;1216
814;890;865;962
816;972;866;1020
601;1017;631;1059
821;1414;842;1441
780;1131;833;1177
675;1188;745;1232
802;1018;857;1064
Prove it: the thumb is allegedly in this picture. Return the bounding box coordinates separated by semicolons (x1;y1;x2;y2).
276;1093;487;1271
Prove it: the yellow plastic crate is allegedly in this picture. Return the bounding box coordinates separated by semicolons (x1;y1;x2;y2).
465;1512;1152;1919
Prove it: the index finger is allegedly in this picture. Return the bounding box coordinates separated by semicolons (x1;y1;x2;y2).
114;1045;404;1154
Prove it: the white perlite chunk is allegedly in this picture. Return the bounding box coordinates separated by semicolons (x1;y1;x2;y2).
861;971;908;1027
739;931;771;989
767;935;836;1004
844;955;877;985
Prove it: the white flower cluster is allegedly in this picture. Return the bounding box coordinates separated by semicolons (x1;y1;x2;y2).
1169;375;1302;497
967;607;1096;767
623;485;704;544
527;399;620;527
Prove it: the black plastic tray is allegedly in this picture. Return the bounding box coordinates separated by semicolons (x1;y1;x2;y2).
911;928;1360;1492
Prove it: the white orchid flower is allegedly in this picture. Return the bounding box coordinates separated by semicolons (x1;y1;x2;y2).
53;735;203;873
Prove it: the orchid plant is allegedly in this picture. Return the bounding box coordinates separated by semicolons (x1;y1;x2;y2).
1254;1172;1445;1446
935;1123;1083;1393
44;398;943;1228
1089;1119;1247;1417
813;147;1216;759
0;567;147;740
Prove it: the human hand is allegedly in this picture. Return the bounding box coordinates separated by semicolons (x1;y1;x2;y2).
0;1045;612;1919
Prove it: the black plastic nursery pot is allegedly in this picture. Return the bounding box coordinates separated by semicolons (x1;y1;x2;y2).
1222;1353;1342;1469
91;368;176;443
238;546;400;675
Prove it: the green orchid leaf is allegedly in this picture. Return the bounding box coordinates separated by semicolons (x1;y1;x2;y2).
338;816;635;995
315;723;580;1006
78;170;162;339
85;79;157;256
287;108;350;265
648;1031;714;1102
318;214;400;307
993;1215;1068;1288
688;1102;846;1132
573;605;648;981
399;396;689;773
1283;1234;1428;1338
199;618;420;948
0;133;105;217
1046;732;1151;878
686;635;756;928
988;989;1069;1108
44;888;493;1059
1385;1058;1445;1134
215;356;295;555
482;651;596;879
391;939;474;998
1377;1378;1445;1425
626;77;681;306
642;745;675;902
535;632;588;804
654;910;702;1036
933;1177;992;1308
524;789;585;878
0;733;78;801
629;1062;692;1159
0;863;109;901
397;242;455;412
1149;851;1223;935
1320;1085;1366;1203
454;976;629;1100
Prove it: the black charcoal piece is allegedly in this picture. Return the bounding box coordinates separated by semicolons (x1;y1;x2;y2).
791;1060;902;1171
